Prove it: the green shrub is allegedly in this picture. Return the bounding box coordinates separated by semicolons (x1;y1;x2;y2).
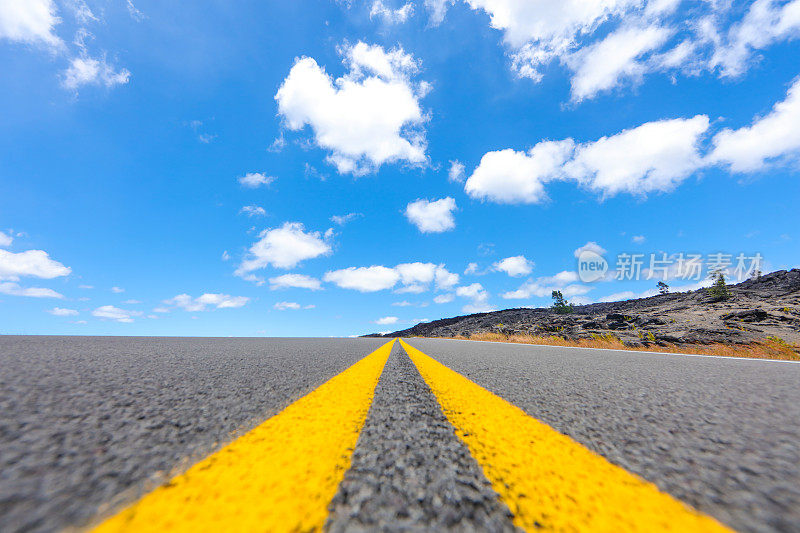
551;290;574;314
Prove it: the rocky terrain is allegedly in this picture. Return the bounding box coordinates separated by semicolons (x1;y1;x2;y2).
376;269;800;348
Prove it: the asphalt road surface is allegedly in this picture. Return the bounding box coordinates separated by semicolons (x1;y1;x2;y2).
1;336;798;532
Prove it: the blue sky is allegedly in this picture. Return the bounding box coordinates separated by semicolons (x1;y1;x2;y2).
1;0;798;336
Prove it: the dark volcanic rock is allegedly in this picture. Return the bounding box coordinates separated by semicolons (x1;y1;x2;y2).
375;269;800;348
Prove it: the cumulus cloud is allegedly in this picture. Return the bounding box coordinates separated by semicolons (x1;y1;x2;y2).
111;286;124;293
236;222;332;280
92;305;142;323
574;241;606;258
565;116;710;197
458;0;800;102
324;262;458;293
710;0;800;78
164;293;250;312
375;315;399;325
424;0;454;25
240;205;267;217
0;249;71;281
238;172;275;188
48;307;78;316
708;76;800;172
0;282;63;298
448;160;466;182
567;24;672;102
466;116;709;203
62;55;130;91
501;273;590;300
269;273;322;291
324;265;401;292
275;41;429;175
464;141;574;204
405;197;457;233
493;255;534;277
0;231;12;247
433;293;455;304
330;212;362;226
370;1;413;23
274;301;302;310
0;0;62;47
456;282;494;313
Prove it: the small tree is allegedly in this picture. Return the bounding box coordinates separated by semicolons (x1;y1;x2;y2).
657;281;669;295
551;290;574;314
708;270;731;301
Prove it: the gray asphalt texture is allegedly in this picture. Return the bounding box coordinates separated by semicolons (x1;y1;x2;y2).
404;338;800;533
326;341;518;532
0;335;386;532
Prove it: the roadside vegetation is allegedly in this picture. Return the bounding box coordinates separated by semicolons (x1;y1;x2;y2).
446;332;800;361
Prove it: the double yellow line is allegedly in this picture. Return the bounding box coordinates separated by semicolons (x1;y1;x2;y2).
92;339;732;532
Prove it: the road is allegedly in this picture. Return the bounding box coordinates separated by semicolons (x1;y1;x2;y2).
1;336;798;532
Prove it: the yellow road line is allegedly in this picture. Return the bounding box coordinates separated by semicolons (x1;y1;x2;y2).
399;339;732;532
92;339;395;533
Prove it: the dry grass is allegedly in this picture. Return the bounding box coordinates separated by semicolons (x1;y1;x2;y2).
446;332;800;361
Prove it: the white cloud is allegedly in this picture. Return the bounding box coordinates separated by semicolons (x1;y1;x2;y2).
238;172;275;188
221;250;230;261
424;0;454;24
708;76;800;172
370;1;413;24
464;141;574;204
710;0;800;78
269;273;322;291
460;0;800;101
48;307;78;316
455;282;494;313
62;55;130;90
330;212;362;225
0;231;12;247
574;241;606;258
405;197;457;233
324;262;458;293
236;222;332;279
493;255;533;277
0;249;71;281
0;0;62;47
240;205;267;217
565;115;710;197
392;300;413;306
567;24;672;102
464;262;479;275
433;293;455;304
324;265;401;292
375;315;399;325
0;282;63;298
164;293;249;312
126;0;146;21
464;0;639;81
275;41;428;175
111;286;124;293
467;115;712;203
92;305;142;323
122;299;141;304
448;160;466;182
632;235;646;244
274;301;302;310
502;270;588;299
